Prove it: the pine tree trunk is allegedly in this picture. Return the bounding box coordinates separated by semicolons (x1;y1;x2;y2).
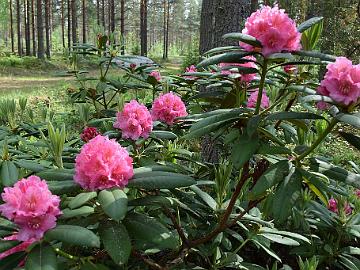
16;0;22;56
61;0;65;48
107;0;111;34
199;0;251;163
110;0;115;33
162;0;166;59
10;0;15;53
120;0;125;54
31;0;36;55
165;0;170;59
101;0;105;29
82;0;86;43
96;0;99;26
71;0;77;44
44;0;50;58
25;0;31;55
140;0;147;56
67;0;71;48
36;0;44;58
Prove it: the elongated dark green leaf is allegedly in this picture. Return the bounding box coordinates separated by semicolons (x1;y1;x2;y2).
69;192;97;209
61;206;95;219
1;160;19;186
301;95;334;104
150;130;178;140
222;33;262;47
297;17;323;32
25;244;57;270
129;171;195;189
249;160;291;200
0;240;20;253
258;145;292;155
287;85;316;95
0;252;26;270
37;168;74;181
197;52;255;68
259;227;310;243
260;233;299;246
266;112;324;121
339;132;360;150
124;213;178;250
47;181;79;195
292;50;336;62
204;46;243;56
14;160;45;172
232;134;259;169
80;263;109;270
45;225;100;248
100;221;131;265
336;113;360;128
98;189;128;221
190;186;217;210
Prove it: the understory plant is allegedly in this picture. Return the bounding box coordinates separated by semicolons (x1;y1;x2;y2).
0;5;359;270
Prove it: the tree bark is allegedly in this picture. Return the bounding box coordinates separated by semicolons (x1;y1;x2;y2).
110;0;115;33
9;0;15;53
82;0;86;43
101;0;105;29
162;0;166;59
16;0;22;56
36;0;44;58
67;0;71;48
96;0;99;26
165;0;170;58
61;0;65;48
44;0;50;58
140;0;147;56
71;0;77;44
120;0;125;54
31;0;36;55
25;0;31;55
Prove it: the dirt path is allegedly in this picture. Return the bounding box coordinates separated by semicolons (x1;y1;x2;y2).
0;75;74;91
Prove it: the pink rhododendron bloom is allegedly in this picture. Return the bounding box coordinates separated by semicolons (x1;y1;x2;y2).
149;70;162;82
114;100;153;140
184;65;198;80
356;189;360;198
151;92;188;125
74;135;134;191
316;101;330;110
240;5;301;57
0;176;61;241
219;56;257;82
80;127;100;142
317;57;360;106
328;198;338;213
344;203;352;215
0;234;34;263
283;65;297;74
247;90;270;109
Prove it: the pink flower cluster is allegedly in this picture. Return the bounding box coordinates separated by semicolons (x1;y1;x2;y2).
0;234;34;261
317;57;360;106
219;56;257;82
74;135;134;191
80;127;100;142
184;65;198;80
149;71;162;82
241;5;301;57
328;198;352;215
247;90;270;109
356;189;360;198
283;65;297;74
151;92;188;125
0;176;61;241
114;100;153;140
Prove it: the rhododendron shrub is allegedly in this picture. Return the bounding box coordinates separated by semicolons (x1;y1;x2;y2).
0;176;61;241
149;70;162;82
80;126;100;142
240;5;301;56
151;92;188;125
247;90;270;109
114;100;153;140
219;56;257;82
74;135;134;190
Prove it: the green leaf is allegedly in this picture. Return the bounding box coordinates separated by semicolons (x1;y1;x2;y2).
197;52;256;68
128;171;195;189
231;134;259;169
61;206;95;219
0;240;20;253
297;17;323;32
98;189;128;221
0;160;19;186
14;160;45;172
37;168;74;181
190;185;217;210
251;239;281;262
47;180;79;195
249;160;291;200
339;132;360;150
222;33;262;47
272;169;302;224
258;145;292;155
292;50;336;62
100;221;131;265
25;244;58;270
259;227;310;244
300;95;334;104
69;192;97;209
150;130;178;140
45;225;100;248
266;112;324;121
260;233;300;246
0;252;26;270
124;213;178;250
80;263;109;270
336;113;360;128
